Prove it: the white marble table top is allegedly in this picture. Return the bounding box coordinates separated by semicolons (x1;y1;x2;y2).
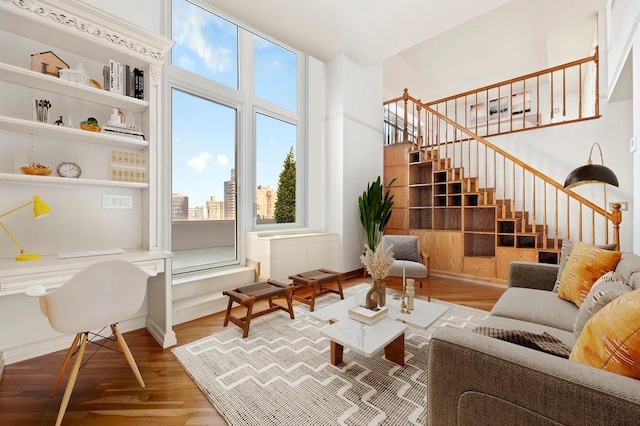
311;284;450;357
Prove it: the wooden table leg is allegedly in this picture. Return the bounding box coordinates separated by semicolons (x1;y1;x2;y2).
384;333;405;366
330;340;343;365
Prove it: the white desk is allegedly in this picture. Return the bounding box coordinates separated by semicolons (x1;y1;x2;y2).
0;248;177;349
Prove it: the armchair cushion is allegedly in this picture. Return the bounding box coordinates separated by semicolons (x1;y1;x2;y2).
381;235;421;263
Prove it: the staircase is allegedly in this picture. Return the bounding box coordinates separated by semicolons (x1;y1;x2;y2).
382;51;622;283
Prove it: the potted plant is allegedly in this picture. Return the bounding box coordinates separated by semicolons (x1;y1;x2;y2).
358;176;396;250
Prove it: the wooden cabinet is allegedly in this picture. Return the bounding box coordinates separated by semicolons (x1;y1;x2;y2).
496;247;537;280
384;142;411;234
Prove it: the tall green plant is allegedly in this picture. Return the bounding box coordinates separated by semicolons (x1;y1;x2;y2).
358;176;396;250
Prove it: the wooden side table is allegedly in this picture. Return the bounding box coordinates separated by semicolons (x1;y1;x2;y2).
288;268;344;311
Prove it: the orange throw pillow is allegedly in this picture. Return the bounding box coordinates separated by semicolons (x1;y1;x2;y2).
556;241;621;307
570;289;640;379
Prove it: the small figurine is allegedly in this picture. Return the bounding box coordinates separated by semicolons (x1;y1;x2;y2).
54;116;64;126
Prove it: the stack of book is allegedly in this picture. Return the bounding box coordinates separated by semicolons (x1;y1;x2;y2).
103;60;144;100
102;122;145;140
348;305;389;325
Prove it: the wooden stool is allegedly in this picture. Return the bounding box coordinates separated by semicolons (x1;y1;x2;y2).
288;269;344;312
223;280;294;338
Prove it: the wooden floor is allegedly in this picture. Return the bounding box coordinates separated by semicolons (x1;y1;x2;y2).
0;275;505;425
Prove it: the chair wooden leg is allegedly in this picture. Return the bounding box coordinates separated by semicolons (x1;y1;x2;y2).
55;332;88;426
111;324;145;389
285;288;295;319
50;333;81;398
309;280;318;312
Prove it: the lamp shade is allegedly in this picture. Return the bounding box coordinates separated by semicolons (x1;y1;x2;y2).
32;196;50;218
563;164;619;190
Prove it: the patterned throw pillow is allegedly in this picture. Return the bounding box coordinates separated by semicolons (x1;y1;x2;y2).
573;271;631;336
552;241;618;292
570;289;640;379
385;237;421;263
556;241;621;307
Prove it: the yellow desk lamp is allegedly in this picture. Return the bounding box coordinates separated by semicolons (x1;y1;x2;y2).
0;195;50;261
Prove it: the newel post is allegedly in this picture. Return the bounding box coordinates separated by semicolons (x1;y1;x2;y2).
611;203;622;250
402;88;409;142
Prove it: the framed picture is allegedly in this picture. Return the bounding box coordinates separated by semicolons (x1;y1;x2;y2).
469;90;531;125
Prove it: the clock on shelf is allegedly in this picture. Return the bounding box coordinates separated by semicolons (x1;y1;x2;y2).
56;161;82;178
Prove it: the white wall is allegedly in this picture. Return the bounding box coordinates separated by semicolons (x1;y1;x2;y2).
632;29;640;254
607;0;640;94
80;0;163;34
325;55;384;272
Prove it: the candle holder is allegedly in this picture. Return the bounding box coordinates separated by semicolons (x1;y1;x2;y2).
400;276;410;314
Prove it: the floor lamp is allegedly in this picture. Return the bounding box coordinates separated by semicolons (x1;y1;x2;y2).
0;195;51;261
563;142;620;247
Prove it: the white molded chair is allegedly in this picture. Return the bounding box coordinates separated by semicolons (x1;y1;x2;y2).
25;260;156;426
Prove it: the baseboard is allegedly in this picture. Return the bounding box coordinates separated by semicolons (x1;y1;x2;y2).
430;270;508;288
172;292;229;326
3;316;146;365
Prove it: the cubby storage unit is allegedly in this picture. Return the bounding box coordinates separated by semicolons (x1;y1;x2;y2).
384;143;561;283
0;0;176;360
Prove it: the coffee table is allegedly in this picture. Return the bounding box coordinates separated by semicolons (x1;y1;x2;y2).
311;284;449;366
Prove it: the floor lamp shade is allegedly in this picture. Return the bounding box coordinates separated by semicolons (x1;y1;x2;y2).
563;164;619;189
563;142;619;190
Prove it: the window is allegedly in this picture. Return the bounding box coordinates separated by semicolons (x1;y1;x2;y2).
254;35;297;112
171;89;237;273
255;113;297;224
171;0;238;89
168;0;306;275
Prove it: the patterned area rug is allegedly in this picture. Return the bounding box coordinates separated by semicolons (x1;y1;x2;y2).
172;285;488;425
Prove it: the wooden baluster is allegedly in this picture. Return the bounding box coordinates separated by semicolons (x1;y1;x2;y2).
521;167;525;233
591;210;596;245
566;194;570;247
511;162;516;219
543;182;550;247
578;204;583;243
509;83;514;132
578;63;583;120
522;80;526;128
536;75;540;126
595;46;600;117
562;68;567;118
554;187;559;246
550;71;554;122
502;156;507;218
533;177;540;248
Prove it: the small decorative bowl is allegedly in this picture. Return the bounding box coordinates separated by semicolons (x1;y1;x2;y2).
21;163;52;176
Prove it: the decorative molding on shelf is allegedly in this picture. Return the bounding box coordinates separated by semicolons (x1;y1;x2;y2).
1;0;173;64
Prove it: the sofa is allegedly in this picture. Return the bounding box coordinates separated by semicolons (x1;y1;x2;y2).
428;251;640;426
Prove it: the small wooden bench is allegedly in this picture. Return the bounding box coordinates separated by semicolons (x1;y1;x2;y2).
288;269;344;312
223;280;294;338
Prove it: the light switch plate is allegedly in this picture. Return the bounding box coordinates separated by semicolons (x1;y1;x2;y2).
103;195;132;209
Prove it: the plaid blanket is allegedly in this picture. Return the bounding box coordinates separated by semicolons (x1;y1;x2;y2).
472;326;572;358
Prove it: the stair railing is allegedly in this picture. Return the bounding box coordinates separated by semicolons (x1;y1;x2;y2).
384;89;621;250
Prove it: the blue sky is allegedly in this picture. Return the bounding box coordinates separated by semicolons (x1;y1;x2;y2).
171;0;297;208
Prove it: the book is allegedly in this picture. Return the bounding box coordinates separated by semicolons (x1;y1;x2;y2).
133;68;144;100
125;64;131;97
103;65;110;91
348;305;389;325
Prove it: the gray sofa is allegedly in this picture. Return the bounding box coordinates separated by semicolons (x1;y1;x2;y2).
428;252;640;426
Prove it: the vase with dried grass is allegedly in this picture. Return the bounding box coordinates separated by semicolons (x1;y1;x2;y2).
360;242;395;309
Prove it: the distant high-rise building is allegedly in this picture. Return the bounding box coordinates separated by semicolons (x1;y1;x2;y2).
172;193;188;220
189;206;206;220
256;185;277;219
206;196;225;220
224;168;236;220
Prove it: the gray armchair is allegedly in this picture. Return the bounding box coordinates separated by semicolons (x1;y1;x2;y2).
380;235;430;299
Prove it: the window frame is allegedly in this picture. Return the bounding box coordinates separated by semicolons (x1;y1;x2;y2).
165;0;308;276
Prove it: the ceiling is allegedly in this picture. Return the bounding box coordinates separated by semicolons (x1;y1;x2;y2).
204;0;610;100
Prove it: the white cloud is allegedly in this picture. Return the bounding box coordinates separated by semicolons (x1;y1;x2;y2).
173;4;233;75
215;154;229;167
187;151;212;173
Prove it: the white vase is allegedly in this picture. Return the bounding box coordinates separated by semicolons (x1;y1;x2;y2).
406;278;415;310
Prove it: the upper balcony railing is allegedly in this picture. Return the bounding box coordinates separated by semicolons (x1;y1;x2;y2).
384;48;599;145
